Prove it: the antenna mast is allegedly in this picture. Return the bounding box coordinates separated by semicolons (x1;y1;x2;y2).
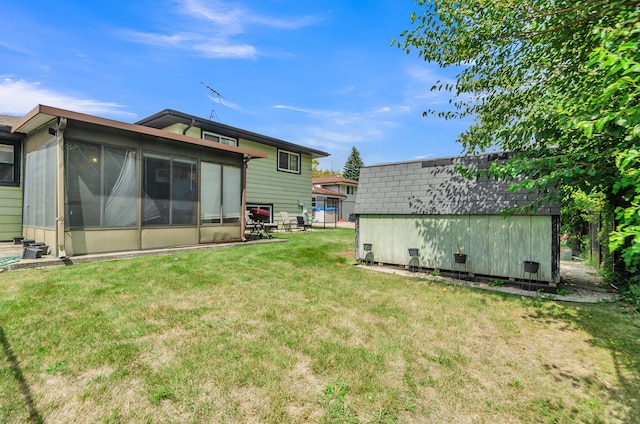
200;81;224;121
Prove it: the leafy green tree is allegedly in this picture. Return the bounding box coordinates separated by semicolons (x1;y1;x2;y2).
312;159;341;179
342;146;364;181
396;0;639;277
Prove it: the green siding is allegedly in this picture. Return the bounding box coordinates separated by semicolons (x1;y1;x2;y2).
358;214;555;283
0;186;22;241
243;139;312;223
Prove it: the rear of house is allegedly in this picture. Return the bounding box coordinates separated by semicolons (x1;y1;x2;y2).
137;110;329;227
354;154;560;284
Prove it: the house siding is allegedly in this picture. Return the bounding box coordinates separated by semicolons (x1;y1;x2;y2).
0;187;22;241
242;139;312;223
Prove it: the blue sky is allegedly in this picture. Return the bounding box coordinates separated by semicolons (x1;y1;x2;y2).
0;0;471;170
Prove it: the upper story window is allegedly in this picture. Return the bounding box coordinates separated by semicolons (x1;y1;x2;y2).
0;141;20;186
202;131;237;147
278;149;300;174
346;186;356;195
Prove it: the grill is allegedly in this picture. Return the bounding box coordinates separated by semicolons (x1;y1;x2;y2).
249;208;270;222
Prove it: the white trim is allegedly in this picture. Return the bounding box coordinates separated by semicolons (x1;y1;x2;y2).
277;149;300;174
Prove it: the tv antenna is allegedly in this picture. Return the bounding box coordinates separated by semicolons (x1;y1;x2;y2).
200;81;224;121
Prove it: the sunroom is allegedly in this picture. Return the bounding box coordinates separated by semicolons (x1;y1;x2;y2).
13;105;266;258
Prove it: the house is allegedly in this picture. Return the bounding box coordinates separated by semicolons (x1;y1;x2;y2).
311;185;346;225
137;110;329;227
3;105;329;257
354;153;560;285
0;116;25;241
312;176;358;222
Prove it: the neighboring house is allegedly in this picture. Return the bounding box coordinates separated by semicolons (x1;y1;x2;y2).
10;104;269;257
354;153;560;284
0;116;25;241
311;185;346;224
137;110;329;226
312;176;358;221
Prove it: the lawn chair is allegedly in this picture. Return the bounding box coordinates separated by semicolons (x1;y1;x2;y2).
279;211;293;231
296;216;309;231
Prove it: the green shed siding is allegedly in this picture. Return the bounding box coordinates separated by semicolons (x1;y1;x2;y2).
358;214;554;283
0;186;22;241
243;139;312;222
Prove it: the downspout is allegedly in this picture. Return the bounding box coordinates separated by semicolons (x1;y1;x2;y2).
241;155;250;242
182;118;196;135
55;117;68;258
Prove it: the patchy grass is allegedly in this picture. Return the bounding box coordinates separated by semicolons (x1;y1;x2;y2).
1;229;639;423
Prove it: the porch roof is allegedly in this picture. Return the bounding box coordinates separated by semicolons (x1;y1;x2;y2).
12;105;267;159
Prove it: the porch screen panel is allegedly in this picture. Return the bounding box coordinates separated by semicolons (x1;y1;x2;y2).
23;139;56;228
104;149;138;226
65;141;101;228
23;152;34;226
171;159;197;225
222;166;241;223
34;147;45;227
65;140;136;228
44;140;56;228
200;162;221;224
143;154;170;225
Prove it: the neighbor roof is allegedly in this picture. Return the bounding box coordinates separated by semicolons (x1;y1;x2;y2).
12;105;267;159
137;109;330;159
312;186;347;199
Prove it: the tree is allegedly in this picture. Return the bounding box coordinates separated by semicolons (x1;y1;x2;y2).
312;159;341;179
396;0;639;277
342;146;364;181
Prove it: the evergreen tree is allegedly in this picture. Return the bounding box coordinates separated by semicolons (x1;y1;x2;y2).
342;146;364;181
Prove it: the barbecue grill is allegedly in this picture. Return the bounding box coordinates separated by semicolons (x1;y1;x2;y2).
249;208;270;222
246;208;274;239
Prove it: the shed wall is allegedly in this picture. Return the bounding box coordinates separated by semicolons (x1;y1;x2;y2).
357;214;556;283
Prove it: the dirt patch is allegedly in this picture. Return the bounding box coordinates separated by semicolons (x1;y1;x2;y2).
336;251;355;258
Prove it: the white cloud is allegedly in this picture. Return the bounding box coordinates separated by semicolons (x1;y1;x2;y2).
0;79;134;118
123;0;320;59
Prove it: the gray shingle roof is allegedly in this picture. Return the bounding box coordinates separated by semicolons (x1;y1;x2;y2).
354;153;559;216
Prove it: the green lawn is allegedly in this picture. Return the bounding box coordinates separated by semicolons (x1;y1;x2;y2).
1;229;639;423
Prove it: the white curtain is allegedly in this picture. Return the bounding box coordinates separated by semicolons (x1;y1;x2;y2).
104;150;160;226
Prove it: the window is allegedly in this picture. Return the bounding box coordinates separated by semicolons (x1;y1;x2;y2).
202;131;237;147
65;140;138;229
0;142;20;186
278;150;300;173
346;186;356;195
246;204;274;222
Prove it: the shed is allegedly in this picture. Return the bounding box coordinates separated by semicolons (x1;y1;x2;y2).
354;153;560;285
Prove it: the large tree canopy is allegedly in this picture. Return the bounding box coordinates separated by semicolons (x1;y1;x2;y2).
397;0;640;271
